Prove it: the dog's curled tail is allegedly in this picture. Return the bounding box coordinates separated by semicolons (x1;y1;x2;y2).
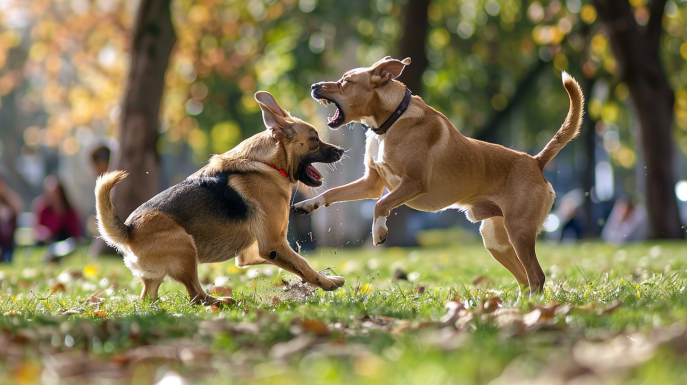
535;71;584;170
95;170;130;249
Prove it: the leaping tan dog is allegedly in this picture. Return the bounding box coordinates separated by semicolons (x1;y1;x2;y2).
96;91;346;305
292;57;584;293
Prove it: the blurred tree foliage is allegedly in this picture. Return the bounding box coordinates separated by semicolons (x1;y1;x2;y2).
1;0;686;231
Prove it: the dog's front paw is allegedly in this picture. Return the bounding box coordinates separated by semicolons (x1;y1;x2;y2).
320;275;346;291
291;196;325;215
372;216;388;246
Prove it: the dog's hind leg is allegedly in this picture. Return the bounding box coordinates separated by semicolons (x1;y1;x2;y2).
502;215;547;294
140;276;165;299
156;232;234;306
236;241;271;267
479;217;528;287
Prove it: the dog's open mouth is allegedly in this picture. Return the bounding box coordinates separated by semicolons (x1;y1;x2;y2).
318;98;345;129
298;163;323;187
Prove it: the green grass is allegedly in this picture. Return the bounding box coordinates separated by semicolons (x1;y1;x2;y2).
1;241;687;384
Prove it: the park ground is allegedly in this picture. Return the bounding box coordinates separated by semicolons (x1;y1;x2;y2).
1;240;686;385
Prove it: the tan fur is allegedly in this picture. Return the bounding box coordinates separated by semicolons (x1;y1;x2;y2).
95;170;130;251
295;58;584;294
95;92;345;305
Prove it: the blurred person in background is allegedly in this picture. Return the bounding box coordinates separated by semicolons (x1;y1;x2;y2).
33;176;81;261
91;146;111;176
601;196;648;245
0;171;23;262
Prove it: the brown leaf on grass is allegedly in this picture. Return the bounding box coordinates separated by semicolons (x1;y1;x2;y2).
357;314;400;331
479;296;503;314
49;283;66;296
270;335;315;360
440;301;465;327
60;309;80;316
272;296;281;305
85;290;104;304
523;303;561;327
472;275;490;285
199;319;260;336
302;319;330;337
573;333;656;372
391;320;411;336
596;300;622;315
416;286;425;294
207;285;232;297
111;345;213;366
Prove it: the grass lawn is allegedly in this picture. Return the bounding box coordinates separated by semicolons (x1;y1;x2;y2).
1;240;686;385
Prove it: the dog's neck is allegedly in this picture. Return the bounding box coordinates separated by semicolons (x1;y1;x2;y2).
368;81;407;129
205;132;292;181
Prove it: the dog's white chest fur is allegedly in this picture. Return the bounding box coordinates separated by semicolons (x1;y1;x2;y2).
366;129;402;187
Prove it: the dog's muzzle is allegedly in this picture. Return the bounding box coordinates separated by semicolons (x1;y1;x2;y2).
329;146;344;161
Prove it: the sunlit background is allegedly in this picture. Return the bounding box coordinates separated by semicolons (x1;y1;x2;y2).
2;0;687;250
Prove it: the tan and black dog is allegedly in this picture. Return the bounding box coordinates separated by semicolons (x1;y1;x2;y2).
96;91;346;305
292;57;584;293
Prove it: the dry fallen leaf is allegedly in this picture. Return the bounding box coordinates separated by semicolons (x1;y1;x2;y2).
207;285;232;297
573;333;656;372
270;335;315;360
473;275;490;285
302;319;330;337
49;283;66;296
85;290;105;304
480;296;503;314
597;300;622;315
441;301;464;326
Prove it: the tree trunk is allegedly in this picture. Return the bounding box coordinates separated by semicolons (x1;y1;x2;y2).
112;0;176;217
594;0;682;239
396;0;430;95
383;0;431;247
91;0;176;255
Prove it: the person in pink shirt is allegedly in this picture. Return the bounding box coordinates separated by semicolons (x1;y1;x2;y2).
33;176;81;244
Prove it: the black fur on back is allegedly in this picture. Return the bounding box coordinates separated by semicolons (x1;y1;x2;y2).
133;171;250;226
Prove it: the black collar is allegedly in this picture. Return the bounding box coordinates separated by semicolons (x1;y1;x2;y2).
361;87;412;135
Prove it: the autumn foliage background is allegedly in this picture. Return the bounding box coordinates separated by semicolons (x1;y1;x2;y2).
2;0;687;245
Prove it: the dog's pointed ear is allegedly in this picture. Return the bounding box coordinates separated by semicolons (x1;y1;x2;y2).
370;57;411;85
255;91;294;140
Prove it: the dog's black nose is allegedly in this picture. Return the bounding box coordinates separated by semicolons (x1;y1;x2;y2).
332;147;344;159
311;83;320;90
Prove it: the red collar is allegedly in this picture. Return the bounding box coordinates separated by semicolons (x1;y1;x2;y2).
265;163;289;178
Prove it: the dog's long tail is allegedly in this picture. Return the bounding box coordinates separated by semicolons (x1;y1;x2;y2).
535;71;584;170
95;170;130;249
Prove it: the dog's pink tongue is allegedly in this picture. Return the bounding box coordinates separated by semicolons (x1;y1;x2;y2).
327;108;340;123
306;165;321;181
